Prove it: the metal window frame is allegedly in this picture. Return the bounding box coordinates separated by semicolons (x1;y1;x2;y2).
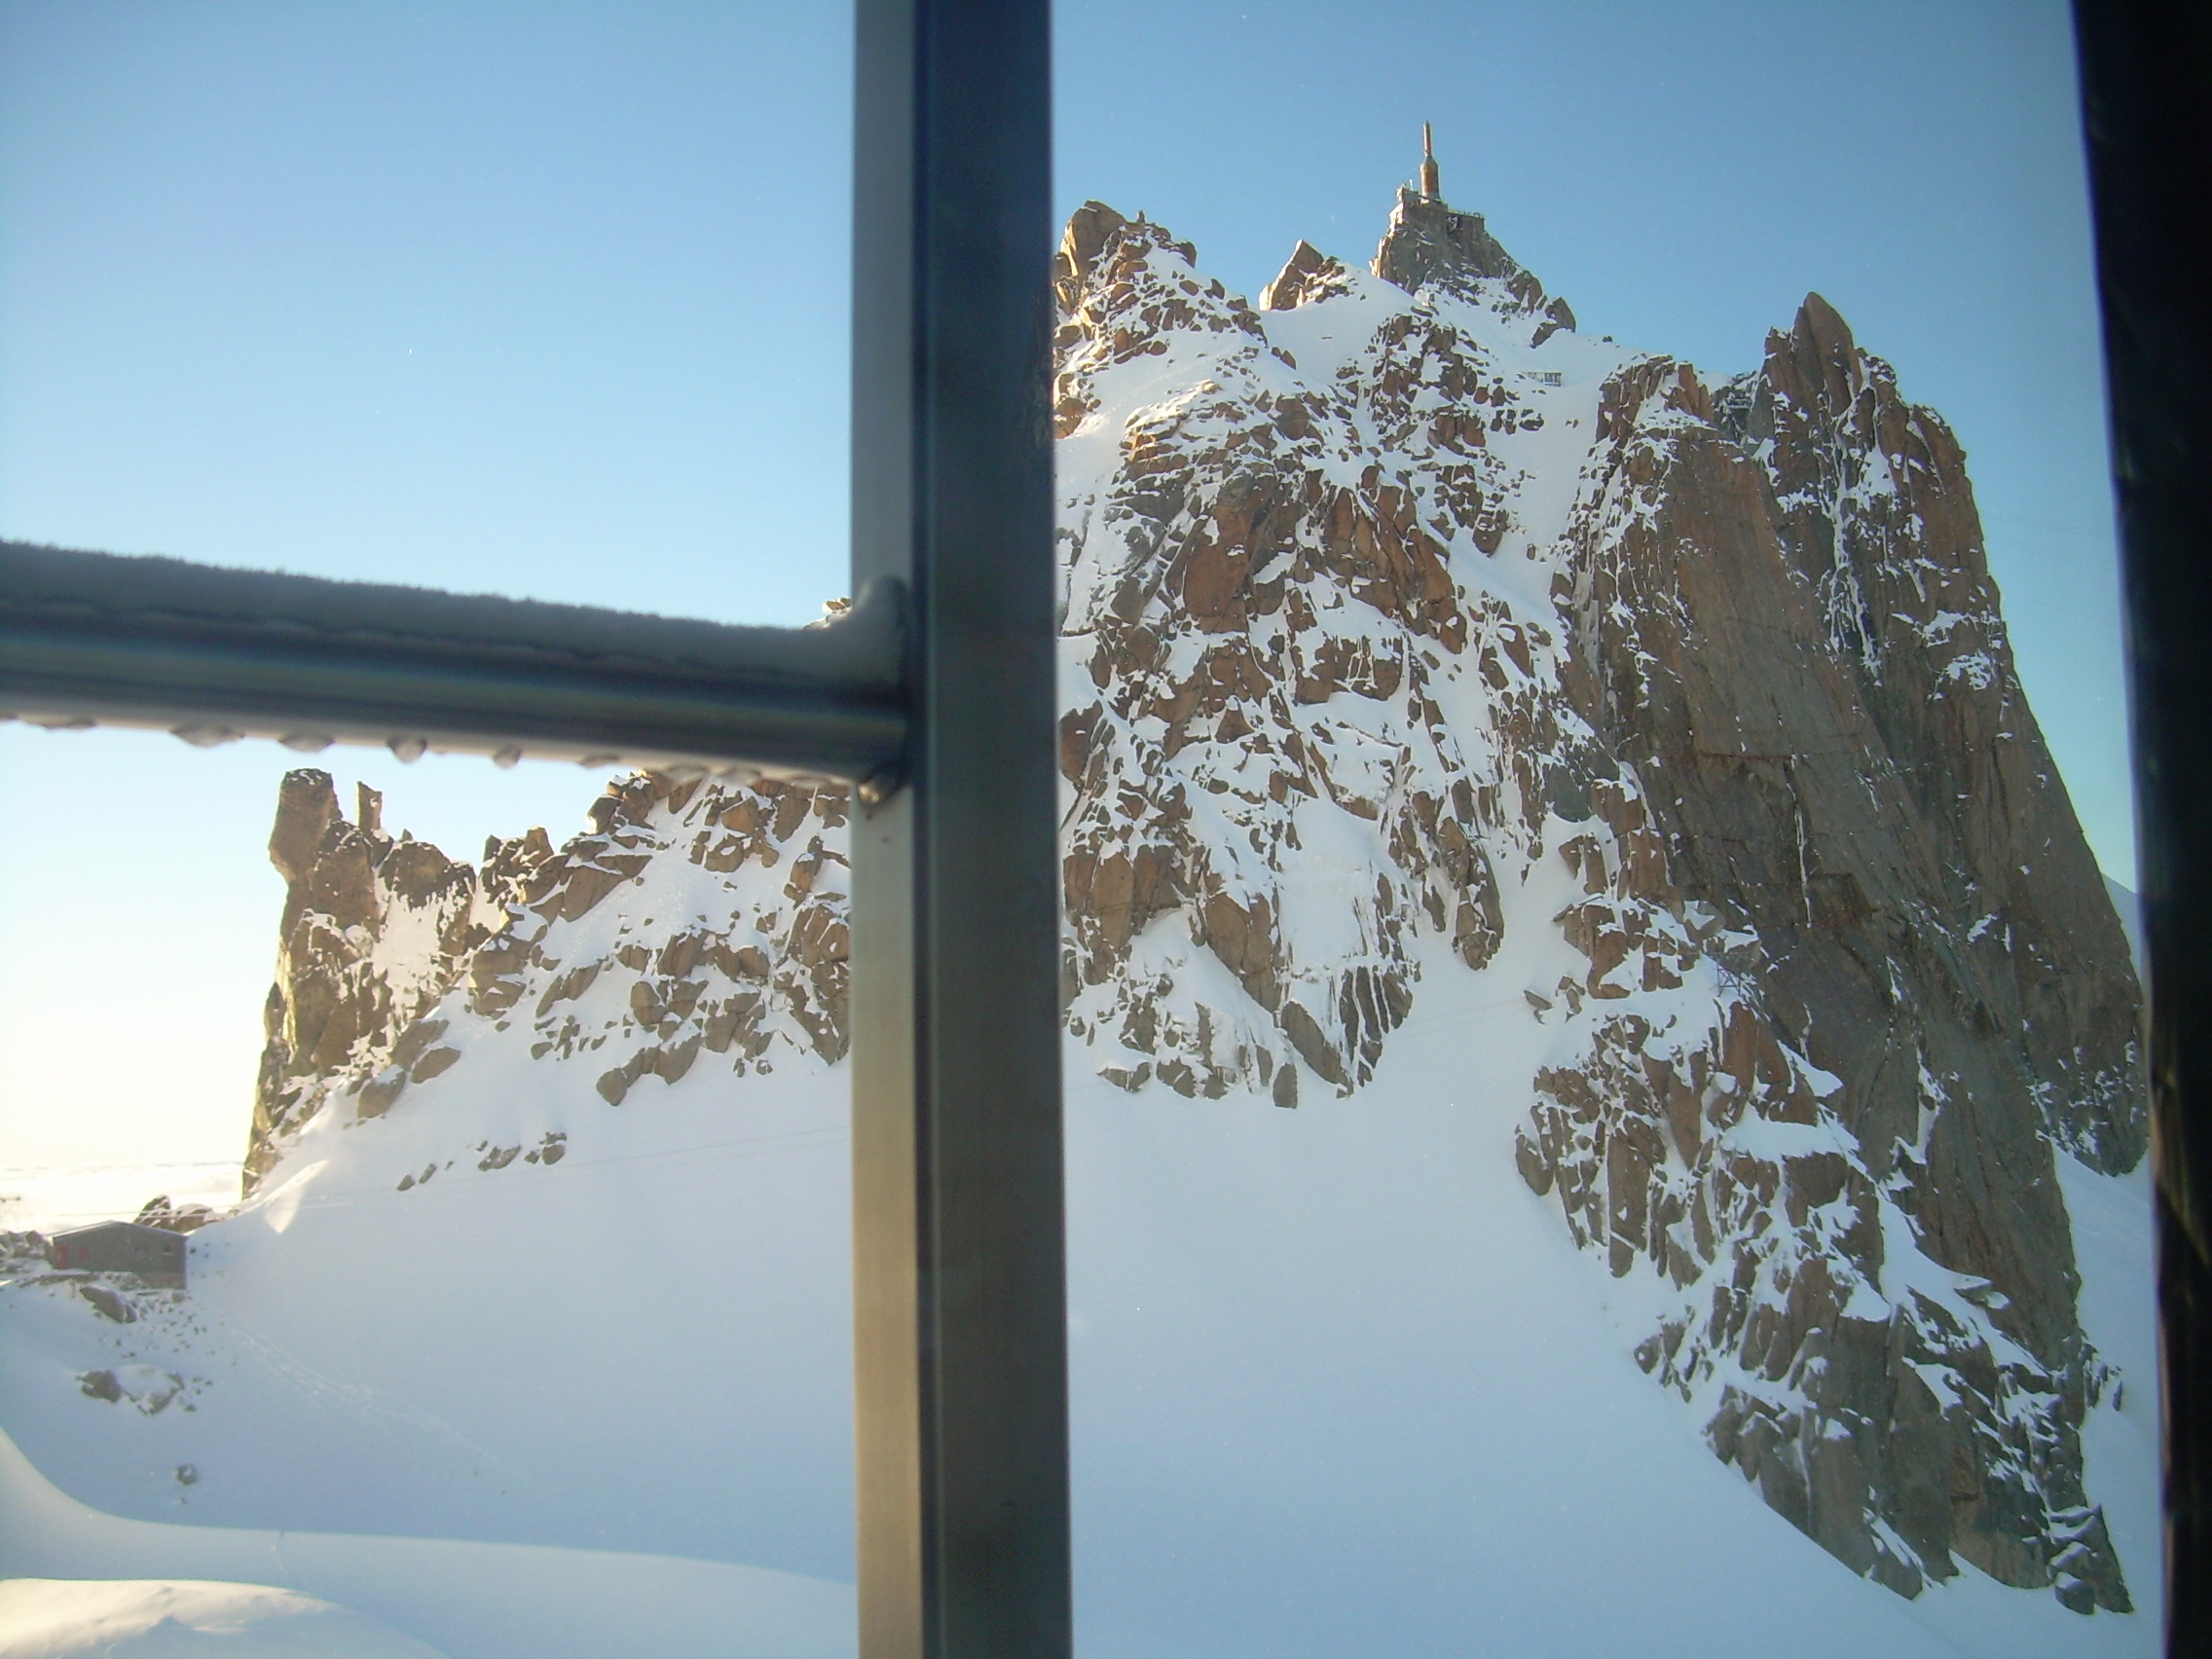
2073;2;2212;1652
0;2;1067;1656
8;2;2203;1655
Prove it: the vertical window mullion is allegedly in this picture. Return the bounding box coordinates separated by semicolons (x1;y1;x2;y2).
848;3;1070;1657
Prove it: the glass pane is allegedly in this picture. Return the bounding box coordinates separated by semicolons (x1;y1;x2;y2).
0;729;857;1655
3;9;861;1641
0;0;849;630
1053;5;2150;1657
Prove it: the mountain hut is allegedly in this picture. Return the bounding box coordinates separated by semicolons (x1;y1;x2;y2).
46;1220;187;1288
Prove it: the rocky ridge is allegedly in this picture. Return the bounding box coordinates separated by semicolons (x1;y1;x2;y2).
249;773;500;1187
249;768;852;1189
244;184;2143;1614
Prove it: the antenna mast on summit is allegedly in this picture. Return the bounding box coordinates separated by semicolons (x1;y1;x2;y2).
1420;122;1440;199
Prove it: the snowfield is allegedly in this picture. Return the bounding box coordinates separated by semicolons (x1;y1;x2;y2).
0;861;2158;1657
0;1577;449;1658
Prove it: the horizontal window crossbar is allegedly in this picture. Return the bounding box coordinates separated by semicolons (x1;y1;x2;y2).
0;542;908;779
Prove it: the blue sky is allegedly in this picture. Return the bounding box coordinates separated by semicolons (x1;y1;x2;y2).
0;0;2132;872
0;0;855;622
0;2;2136;1166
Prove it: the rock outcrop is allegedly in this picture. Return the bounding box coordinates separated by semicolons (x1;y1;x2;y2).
249;772;499;1187
245;183;2144;1615
248;768;851;1183
1054;201;1545;1101
1533;311;2140;1607
1373;187;1576;344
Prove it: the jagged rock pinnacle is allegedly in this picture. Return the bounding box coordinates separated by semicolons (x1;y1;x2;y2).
1372;176;1576;343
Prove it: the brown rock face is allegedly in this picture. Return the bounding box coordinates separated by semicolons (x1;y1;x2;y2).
248;771;494;1188
1716;296;2143;1174
1371;186;1575;346
1372;186;1527;295
534;771;852;1104
1533;304;2142;1608
1054;210;1576;1100
247;769;852;1179
1260;240;1353;312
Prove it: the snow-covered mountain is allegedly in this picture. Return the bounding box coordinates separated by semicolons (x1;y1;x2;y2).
0;181;2154;1658
1052;184;2143;1611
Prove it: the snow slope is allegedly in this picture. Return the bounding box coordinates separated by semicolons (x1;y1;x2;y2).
0;1422;851;1659
0;1578;449;1658
2;1069;2158;1655
0;870;2155;1657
